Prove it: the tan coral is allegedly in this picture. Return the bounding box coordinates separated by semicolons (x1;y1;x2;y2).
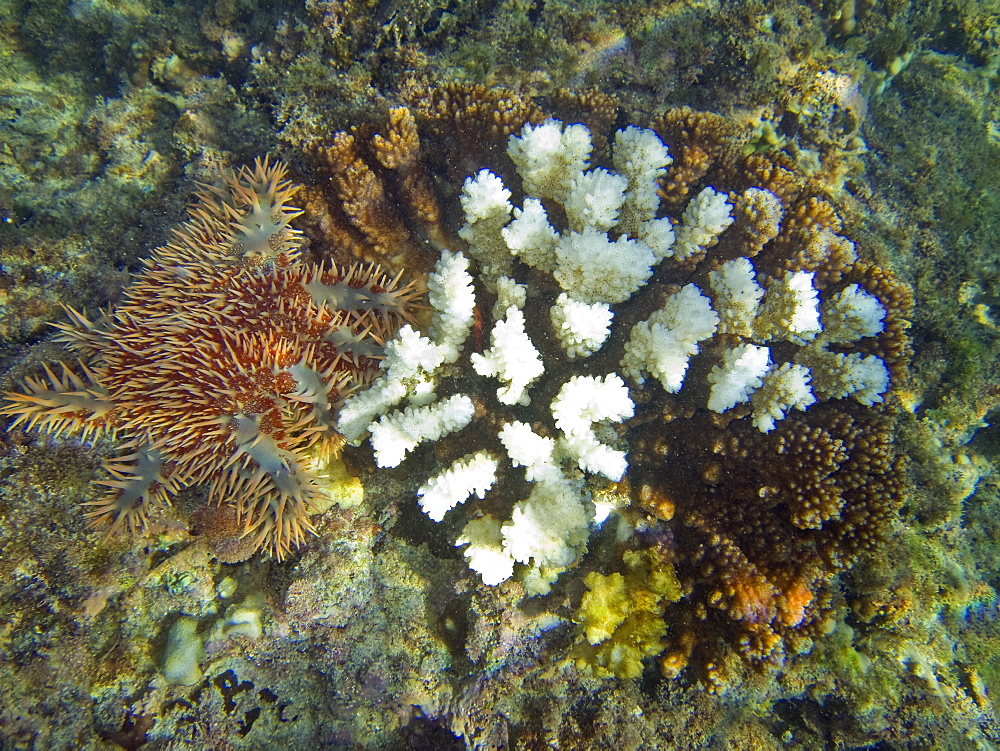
652;106;742;209
314;131;413;256
372;107;447;247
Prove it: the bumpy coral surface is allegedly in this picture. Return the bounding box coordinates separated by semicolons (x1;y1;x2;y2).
0;81;915;722
310;90;912;687
2;159;420;559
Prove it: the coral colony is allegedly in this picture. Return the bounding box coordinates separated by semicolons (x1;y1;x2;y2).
340;119;892;593
1;159;420;559
2;92;910;686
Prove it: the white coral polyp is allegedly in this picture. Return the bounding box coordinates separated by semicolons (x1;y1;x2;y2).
501;476;591;569
707;344;771;413
492;276;527;320
427;250;475;362
564;168;628;232
637;217;676;260
550;293;613;359
560;430;629;482
621;284;719;391
501;198;558;273
613;126;672;234
672;186;734;260
498;421;558;482
337;324;447;443
822;283;887;343
708;257;764;338
554;228;656;305
750;363;816;433
458;169;514;285
507;119;592;202
369;394;475;468
551;373;633;481
552;373;634;435
459;169;511;225
418;452;499;522
470;307;544;405
755;270;822;342
457;515;515;586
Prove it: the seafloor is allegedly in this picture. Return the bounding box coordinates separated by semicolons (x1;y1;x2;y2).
2;0;1000;748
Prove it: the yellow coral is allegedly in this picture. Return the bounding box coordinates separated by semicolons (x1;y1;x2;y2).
570;549;682;679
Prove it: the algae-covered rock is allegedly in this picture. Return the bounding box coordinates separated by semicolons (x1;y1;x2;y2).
162;616;204;686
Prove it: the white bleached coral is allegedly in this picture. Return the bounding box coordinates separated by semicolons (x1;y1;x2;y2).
337;115;899;593
428;249;476;362
671;186;734;261
369;393;475;468
417;452;499;522
550;293;613;359
492;276;527;319
506;119;591;201
754;270;822;343
708;257;764;338
795;346;890;406
565;168;628;232
613;125;672;235
553;228;657;305
821;283;887;343
750;363;816;432
458;169;514;285
498;421;557;482
501;475;592;570
551;374;634;481
337;325;448;443
456;516;515;587
620;284;719;392
707;344;771;413
501;198;558;273
501;122;672;304
471;307;545;405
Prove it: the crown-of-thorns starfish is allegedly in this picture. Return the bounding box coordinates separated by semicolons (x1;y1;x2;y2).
2;158;422;559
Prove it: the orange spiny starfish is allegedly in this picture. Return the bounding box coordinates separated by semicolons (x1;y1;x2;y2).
2;158;422;559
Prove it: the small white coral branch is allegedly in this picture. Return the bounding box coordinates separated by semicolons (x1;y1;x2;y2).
471;307;544;405
750;363;816;432
428;249;476;362
458;170;513;287
754;270;822;343
613;126;672;235
418;452;499;522
821;283;887;343
708;257;764;338
672;186;734;261
621;284;718;391
456;515;515;586
707;344;771;413
369;394;474;468
551;374;634;481
336;325;447;443
501;198;559;273
507;119;592;202
550;293;613;359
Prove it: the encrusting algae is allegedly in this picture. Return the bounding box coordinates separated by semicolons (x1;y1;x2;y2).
1;158;421;560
